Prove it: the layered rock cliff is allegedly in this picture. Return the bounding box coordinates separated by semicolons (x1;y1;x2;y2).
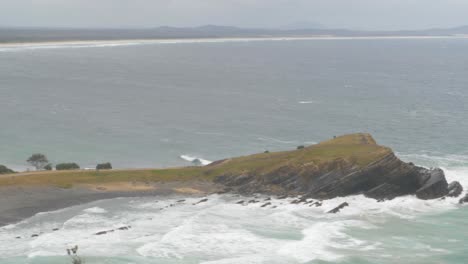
210;133;460;200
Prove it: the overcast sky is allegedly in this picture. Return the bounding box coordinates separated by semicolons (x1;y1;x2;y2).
1;0;468;30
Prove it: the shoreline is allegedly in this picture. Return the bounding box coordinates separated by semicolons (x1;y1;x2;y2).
1;35;468;51
0;181;222;227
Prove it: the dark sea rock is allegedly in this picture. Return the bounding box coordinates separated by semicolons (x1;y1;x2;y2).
447;181;463;197
216;153;451;201
95;231;109;235
365;183;402;200
327;202;349;213
415;168;448;199
261;202;271;207
459;194;468;204
193;198;208;205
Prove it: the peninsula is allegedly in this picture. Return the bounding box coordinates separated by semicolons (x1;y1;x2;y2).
0;133;463;226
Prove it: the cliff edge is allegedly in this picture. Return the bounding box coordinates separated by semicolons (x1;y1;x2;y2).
211;133;460;200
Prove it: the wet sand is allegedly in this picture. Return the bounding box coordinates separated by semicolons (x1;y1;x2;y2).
0;181;222;227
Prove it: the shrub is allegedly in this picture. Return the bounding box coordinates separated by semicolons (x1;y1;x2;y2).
0;165;15;174
56;163;80;171
44;164;53;171
96;162;112;170
27;153;49;170
67;245;83;264
297;145;305;150
264;150;270;153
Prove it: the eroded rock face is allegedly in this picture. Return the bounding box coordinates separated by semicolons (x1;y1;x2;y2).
213;134;452;201
415;168;448;200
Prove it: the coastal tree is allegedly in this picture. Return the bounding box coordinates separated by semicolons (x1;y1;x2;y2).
96;162;112;170
56;163;80;171
27;153;49;170
0;165;15;174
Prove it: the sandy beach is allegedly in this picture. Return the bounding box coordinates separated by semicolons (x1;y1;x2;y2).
0;181;222;227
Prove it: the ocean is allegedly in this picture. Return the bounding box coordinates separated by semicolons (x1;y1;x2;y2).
0;37;467;263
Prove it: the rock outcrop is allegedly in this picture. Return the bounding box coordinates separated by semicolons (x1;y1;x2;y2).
211;133;453;200
447;181;463;198
459;194;468;204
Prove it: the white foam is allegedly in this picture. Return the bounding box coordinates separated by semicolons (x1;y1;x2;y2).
83;207;108;214
180;154;212;165
298;100;316;104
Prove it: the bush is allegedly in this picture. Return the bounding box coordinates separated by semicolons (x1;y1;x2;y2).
96;162;112;170
44;164;53;171
0;165;15;174
27;153;49;170
297;145;305;150
56;163;80;171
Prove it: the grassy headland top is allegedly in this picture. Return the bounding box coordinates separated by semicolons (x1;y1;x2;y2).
0;133;392;188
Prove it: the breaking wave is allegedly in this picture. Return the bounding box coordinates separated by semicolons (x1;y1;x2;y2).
180;154;212;166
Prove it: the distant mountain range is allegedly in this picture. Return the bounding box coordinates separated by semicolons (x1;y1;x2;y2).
1;25;468;43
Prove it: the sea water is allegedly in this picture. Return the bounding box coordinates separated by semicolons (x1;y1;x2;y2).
0;37;467;263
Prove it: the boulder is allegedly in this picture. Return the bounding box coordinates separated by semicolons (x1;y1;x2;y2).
459;194;468;204
415;168;448;200
447;181;463;197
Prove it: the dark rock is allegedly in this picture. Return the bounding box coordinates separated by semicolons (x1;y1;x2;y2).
52;228;59;231
327;202;349;214
31;234;39;238
264;197;271;201
365;183;402;200
236;200;245;204
177;199;186;203
415;168;448;199
117;226;131;231
290;199;301;204
15;236;21;239
459;194;468;204
212;134;452;201
311;201;322;207
95;230;114;235
261;202;271;207
248;199;259;204
193;198;208;205
447;181;463;197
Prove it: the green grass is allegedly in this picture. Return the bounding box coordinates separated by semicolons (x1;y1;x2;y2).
0;133;392;187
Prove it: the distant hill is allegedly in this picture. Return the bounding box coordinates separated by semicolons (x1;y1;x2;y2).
0;25;468;43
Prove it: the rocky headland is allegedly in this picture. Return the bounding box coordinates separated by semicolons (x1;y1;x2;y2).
212;133;462;201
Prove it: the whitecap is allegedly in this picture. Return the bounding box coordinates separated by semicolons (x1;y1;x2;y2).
83;207;108;214
180;155;212;165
